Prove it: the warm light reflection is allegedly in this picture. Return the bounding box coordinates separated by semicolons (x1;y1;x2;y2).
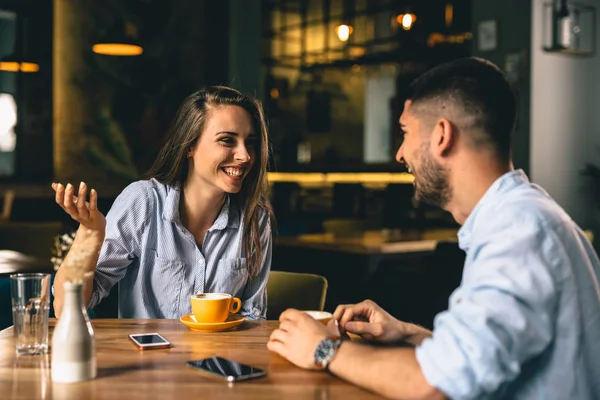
348;47;365;57
0;61;40;72
327;173;414;184
0;61;19;72
335;24;353;42
20;62;39;72
92;43;143;56
269;88;279;99
396;14;416;30
427;32;472;47
445;4;454;27
267;172;414;186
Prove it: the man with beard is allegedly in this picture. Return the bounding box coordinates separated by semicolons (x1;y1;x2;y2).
267;57;600;400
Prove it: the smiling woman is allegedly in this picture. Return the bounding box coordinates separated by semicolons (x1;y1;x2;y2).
51;86;275;321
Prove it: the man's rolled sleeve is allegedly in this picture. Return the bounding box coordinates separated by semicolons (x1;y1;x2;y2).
416;223;560;399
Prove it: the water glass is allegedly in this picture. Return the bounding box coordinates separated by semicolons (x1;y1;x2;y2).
10;273;51;355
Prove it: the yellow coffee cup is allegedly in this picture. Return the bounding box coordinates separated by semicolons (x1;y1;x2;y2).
190;293;242;323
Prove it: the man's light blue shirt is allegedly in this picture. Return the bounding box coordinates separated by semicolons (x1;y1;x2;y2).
416;169;600;399
87;179;272;320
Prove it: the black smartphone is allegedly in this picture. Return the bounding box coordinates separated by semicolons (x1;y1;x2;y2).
186;357;267;382
129;333;171;350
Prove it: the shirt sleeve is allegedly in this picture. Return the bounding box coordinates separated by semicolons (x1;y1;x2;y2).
87;182;152;310
416;220;561;400
239;211;272;320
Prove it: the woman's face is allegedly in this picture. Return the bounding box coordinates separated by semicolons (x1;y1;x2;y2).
187;105;258;195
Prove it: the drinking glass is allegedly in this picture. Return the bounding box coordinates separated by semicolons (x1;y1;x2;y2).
10;273;51;355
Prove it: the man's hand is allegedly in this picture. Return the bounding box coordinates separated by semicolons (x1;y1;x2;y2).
334;300;432;345
267;309;341;370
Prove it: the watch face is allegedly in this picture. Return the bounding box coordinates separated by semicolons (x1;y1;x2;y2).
314;338;338;368
316;341;333;360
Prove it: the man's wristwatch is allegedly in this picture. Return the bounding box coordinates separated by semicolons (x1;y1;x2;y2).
314;336;342;370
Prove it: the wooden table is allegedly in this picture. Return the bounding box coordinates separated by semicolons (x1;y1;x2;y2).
0;319;383;399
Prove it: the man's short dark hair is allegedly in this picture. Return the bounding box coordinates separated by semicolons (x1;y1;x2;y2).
408;57;517;162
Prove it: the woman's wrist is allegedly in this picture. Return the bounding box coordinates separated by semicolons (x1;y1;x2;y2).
77;224;105;242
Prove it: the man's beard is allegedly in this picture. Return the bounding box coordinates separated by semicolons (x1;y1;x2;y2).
412;144;451;208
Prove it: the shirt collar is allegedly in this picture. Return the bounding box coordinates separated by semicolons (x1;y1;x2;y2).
457;169;529;251
162;183;240;230
212;195;241;230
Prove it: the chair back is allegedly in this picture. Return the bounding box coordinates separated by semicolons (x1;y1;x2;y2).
267;271;328;320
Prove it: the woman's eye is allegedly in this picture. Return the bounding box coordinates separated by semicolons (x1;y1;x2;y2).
219;137;234;145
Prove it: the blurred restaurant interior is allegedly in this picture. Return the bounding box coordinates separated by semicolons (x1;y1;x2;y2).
1;0;599;329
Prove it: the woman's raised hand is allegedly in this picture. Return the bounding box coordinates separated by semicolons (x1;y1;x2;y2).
52;182;106;232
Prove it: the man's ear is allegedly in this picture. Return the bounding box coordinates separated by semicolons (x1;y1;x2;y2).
431;118;454;157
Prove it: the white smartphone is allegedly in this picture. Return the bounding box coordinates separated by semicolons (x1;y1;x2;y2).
128;333;171;350
186;357;267;382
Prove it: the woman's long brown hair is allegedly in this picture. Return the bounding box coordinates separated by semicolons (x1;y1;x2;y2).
145;86;274;279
